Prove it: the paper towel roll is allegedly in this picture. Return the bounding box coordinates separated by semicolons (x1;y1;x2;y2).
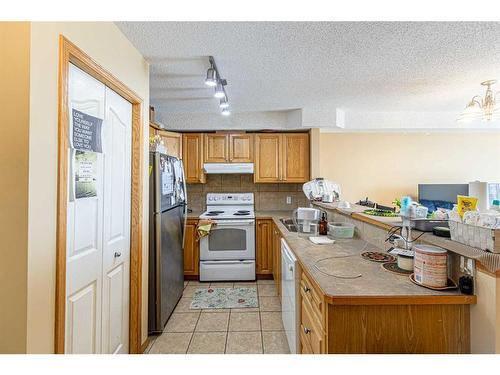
469;181;489;211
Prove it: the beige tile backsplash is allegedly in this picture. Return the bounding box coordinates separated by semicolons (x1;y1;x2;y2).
186;174;308;212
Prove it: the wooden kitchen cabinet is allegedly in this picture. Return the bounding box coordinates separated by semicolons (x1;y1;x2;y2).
282;133;310;182
299;270;326;354
272;223;282;296
204;133;253;163
254;133;309;183
158;130;182;159
184;219;199;277
256;219;273;275
229;133;253;162
254;134;281;182
204;133;228;162
182;133;205;183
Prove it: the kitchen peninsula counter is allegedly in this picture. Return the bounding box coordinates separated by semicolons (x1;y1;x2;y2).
267;211;475;305
260;210;475;353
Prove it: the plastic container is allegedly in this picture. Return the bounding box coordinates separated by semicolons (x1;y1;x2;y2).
328;222;355;239
413;244;448;288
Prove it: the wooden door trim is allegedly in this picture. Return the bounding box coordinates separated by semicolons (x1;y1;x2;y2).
56;36;144;354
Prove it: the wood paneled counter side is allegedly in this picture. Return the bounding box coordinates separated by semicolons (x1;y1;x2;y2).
262;212;475;354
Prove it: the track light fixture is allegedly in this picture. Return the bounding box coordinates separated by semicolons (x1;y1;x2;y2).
205;66;217;87
205;56;230;115
219;97;229;109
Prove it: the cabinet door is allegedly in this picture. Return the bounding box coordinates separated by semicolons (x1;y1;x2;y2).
158;130;182;159
254;134;281;183
183;220;199;277
182;133;205;183
282;133;309;183
256;219;273;275
229;134;253;163
204;133;228;163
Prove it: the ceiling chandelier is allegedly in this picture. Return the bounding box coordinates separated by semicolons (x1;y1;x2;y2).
205;56;230;116
457;80;500;122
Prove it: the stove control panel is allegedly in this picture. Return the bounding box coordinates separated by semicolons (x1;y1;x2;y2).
206;193;254;205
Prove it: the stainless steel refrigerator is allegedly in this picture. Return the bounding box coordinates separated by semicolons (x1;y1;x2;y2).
148;151;187;334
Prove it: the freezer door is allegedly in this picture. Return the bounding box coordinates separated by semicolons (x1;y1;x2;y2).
158;205;185;328
151;152;178;212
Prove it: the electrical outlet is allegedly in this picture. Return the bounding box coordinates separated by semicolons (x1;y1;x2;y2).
286;196;292;205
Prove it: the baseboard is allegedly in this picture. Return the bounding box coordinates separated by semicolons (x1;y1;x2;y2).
140;337;150;354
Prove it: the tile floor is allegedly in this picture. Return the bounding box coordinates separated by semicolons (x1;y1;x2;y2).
146;280;290;354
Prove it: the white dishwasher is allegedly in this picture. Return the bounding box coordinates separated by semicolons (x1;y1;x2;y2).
281;238;300;354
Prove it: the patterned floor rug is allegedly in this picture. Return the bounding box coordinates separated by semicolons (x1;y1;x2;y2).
190;287;258;309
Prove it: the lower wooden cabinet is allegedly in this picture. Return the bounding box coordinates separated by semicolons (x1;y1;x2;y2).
183;219;199;277
256;219;273;275
299;270;326;354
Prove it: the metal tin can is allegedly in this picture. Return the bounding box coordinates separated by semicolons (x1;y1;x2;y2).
413;244;448;288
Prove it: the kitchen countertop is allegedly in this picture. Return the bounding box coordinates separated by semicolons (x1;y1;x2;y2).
186;207;475;304
267;211;476;305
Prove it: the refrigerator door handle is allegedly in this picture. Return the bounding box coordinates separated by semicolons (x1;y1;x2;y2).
180;159;188;247
154;212;162;325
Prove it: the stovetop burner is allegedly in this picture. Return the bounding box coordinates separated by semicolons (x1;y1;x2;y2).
233;210;250;216
205;210;224;216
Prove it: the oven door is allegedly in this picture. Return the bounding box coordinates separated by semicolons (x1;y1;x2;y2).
200;219;255;261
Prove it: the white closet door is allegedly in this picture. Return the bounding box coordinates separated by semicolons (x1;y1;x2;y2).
101;87;132;354
66;64;105;354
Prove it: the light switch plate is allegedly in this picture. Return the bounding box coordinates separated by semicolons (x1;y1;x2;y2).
286;196;292;204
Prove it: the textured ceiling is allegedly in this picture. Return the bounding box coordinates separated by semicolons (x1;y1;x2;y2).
117;22;500;129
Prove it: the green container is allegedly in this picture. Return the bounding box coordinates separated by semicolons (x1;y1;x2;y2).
328;222;355;239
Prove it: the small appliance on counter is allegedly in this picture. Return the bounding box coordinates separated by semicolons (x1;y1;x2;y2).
292;207;321;238
302;178;341;202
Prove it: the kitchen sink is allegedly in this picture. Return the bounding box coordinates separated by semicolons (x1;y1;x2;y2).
279;218;297;232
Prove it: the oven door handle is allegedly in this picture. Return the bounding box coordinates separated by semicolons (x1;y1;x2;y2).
212;220;255;226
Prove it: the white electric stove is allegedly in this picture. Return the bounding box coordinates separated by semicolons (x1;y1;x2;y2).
199;193;256;281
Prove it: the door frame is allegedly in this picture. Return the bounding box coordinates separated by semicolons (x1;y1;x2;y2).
55;36;144;354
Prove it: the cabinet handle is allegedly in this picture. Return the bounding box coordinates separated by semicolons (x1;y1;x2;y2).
303;327;311;334
303;285;310;293
114;251;122;258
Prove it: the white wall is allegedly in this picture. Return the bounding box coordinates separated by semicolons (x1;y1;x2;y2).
27;22;150;353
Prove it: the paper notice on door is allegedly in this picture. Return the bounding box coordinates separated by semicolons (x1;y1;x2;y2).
161;168;174;196
70;109;103;153
74;150;98;199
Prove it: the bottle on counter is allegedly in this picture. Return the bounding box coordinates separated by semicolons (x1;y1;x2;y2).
492;199;500;212
319;212;328;235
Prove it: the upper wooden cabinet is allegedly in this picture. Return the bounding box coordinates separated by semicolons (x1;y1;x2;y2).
254;134;281;182
158;130;182;159
182;133;205;183
254;133;309;183
204;133;253;163
204;133;228;163
282;133;310;182
229;134;253;163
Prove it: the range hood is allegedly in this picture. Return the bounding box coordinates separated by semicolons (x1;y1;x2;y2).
203;163;254;174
